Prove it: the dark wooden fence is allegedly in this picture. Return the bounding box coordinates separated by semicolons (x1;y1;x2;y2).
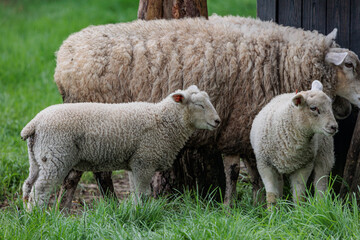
257;0;360;196
257;0;360;55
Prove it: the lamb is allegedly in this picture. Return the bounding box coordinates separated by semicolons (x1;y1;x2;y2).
21;85;220;210
54;15;360;205
250;80;338;207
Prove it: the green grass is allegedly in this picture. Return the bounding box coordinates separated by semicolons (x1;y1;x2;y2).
1;0;359;239
1;189;360;239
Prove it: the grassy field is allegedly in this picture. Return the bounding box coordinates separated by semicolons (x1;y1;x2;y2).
1;0;359;239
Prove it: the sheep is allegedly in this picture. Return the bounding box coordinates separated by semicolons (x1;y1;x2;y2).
250;80;338;207
54;15;360;205
21;85;220;210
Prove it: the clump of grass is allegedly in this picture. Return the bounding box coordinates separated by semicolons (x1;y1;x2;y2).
1;187;360;239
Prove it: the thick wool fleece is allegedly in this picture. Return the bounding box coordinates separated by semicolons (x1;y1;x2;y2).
250;84;337;202
54;16;344;159
21;86;219;208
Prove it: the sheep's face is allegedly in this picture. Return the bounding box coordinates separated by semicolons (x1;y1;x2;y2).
292;80;338;136
326;48;360;108
171;85;220;130
187;91;220;130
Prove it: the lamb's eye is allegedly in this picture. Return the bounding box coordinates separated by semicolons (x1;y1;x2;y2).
196;104;204;109
345;62;353;69
310;106;320;114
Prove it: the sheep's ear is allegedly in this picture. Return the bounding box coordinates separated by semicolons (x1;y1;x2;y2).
172;93;185;103
292;94;305;107
325;51;348;66
186;85;200;93
325;28;337;47
311;80;323;91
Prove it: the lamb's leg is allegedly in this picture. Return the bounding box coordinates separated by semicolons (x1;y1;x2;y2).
313;137;335;195
223;155;240;206
257;164;282;208
58;169;83;209
29;162;72;211
289;163;314;203
22;147;40;205
130;169;154;204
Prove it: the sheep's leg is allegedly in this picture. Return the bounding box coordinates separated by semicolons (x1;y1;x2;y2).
289;163;314;203
313;137;335;195
58;169;83;209
242;157;264;204
223;155;240;206
257;164;282;208
22;146;40;204
130;169;154;203
93;171;117;199
29;161;72;211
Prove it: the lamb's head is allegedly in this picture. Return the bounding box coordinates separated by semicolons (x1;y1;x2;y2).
170;85;220;130
292;80;338;136
324;30;360;107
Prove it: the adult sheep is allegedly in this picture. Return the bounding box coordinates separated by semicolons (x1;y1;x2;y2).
21;85;220;210
250;80;338;208
54;16;360;206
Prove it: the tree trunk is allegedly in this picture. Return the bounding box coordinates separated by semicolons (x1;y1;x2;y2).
138;0;227;200
340;111;360;199
138;0;208;20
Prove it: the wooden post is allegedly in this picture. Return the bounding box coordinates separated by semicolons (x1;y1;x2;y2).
138;0;208;20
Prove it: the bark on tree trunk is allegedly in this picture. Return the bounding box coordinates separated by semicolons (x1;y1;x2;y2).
138;0;208;20
340;111;360;199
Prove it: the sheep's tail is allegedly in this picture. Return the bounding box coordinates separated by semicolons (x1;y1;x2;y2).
21;118;37;141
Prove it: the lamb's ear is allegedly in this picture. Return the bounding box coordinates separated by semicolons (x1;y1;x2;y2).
311;80;323;91
292;94;306;107
186;85;200;94
172;93;185;103
325;51;348;66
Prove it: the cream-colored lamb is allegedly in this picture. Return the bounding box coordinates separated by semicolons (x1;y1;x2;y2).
21;85;220;210
250;80;338;207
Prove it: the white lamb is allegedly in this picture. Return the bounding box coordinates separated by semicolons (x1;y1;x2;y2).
250;80;338;207
21;85;220;210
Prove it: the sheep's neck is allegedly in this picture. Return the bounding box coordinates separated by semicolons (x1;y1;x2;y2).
158;104;194;146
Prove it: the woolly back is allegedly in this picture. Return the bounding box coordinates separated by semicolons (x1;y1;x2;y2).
55;16;337;154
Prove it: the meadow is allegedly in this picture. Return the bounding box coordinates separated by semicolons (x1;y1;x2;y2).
0;0;359;239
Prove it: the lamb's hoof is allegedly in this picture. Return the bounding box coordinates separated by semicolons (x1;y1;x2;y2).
266;192;277;210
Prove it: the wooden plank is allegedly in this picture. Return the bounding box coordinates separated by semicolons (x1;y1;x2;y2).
327;0;350;48
350;0;360;56
278;0;302;27
257;0;277;21
302;0;326;34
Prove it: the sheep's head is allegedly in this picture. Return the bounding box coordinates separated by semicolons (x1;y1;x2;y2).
324;29;360;108
292;80;338;136
171;85;220;130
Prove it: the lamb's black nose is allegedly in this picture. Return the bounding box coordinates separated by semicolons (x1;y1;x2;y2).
214;119;221;126
331;125;338;133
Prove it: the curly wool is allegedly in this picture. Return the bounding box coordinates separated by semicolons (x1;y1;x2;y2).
250;82;338;203
54;16;339;158
21;86;220;209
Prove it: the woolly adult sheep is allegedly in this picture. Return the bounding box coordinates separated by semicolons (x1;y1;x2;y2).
21;85;220;210
250;80;338;207
54;15;360;205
